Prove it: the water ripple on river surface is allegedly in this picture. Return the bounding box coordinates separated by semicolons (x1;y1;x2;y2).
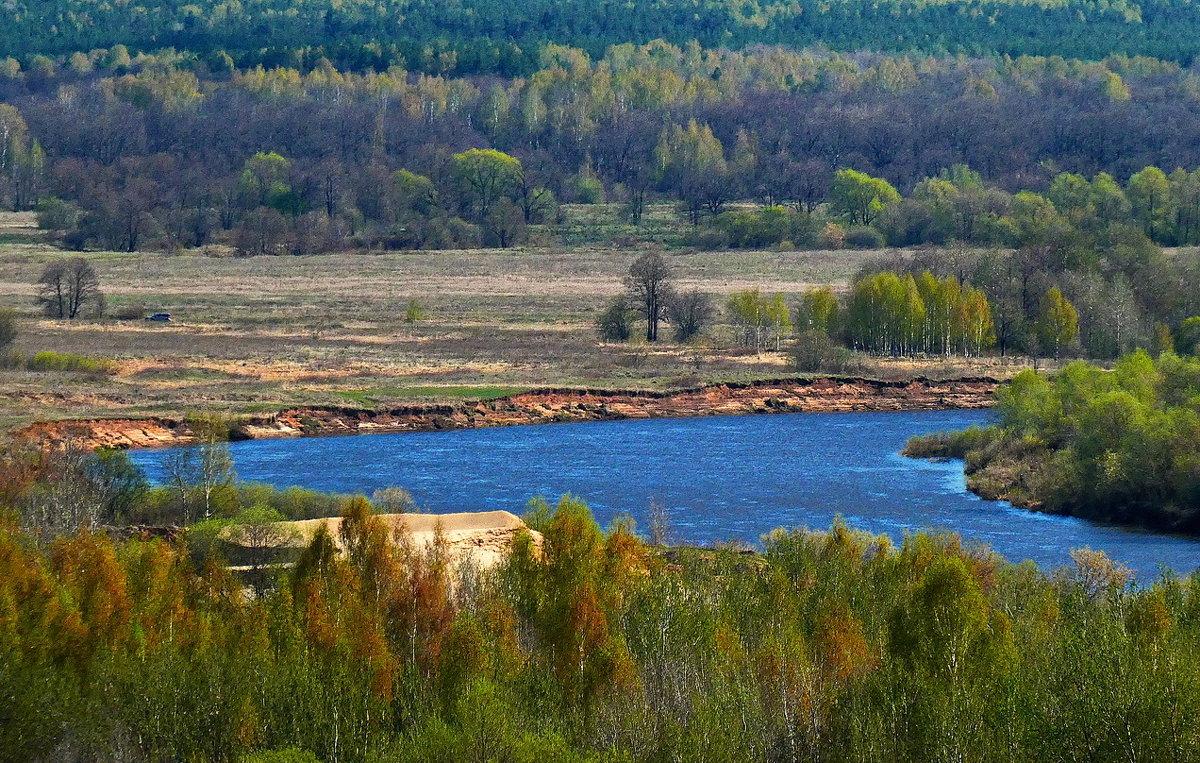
131;409;1200;580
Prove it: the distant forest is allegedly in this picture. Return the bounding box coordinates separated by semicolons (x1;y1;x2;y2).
7;0;1200;70
3;46;1200;253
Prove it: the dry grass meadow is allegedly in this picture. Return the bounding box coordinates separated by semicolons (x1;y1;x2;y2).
0;206;1034;431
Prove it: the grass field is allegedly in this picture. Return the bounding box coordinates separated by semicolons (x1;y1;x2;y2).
0;206;1035;431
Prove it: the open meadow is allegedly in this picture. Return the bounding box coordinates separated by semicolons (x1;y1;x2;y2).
0;206;1035;431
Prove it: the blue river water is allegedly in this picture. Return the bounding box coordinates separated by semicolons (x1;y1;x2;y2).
129;410;1200;580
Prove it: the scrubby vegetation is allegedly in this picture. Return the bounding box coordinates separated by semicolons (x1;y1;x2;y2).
3;490;1200;761
907;350;1200;533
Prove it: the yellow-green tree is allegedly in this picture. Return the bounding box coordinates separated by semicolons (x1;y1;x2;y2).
1037;287;1079;358
797;287;840;334
451;148;522;219
831;169;900;226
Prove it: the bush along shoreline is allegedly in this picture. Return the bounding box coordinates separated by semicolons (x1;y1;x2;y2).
905;350;1200;535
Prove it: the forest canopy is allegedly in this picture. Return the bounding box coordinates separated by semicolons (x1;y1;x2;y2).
3;493;1200;761
4;44;1200;258
5;0;1200;73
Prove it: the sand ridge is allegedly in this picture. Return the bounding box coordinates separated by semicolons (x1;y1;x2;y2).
230;510;541;571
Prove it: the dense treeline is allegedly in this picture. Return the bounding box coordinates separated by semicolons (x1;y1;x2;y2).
800;264;1115;361
802;272;996;357
6;493;1200;761
814;161;1200;359
6;45;1200;253
908;350;1200;533
712;164;1200;250
5;0;1200;73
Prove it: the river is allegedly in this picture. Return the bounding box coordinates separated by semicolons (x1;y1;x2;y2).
129;409;1200;580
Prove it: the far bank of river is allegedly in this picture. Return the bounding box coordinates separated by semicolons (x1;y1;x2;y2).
19;376;997;449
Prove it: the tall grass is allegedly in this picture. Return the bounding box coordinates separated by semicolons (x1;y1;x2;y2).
25;351;118;375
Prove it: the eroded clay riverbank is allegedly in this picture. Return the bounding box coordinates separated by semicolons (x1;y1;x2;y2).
18;375;998;450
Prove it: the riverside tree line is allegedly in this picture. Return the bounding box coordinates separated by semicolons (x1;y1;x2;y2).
908;349;1200;534
603;244;1200;363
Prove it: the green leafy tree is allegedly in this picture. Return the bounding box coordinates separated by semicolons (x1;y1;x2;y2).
831;169;900;226
451;148;522;219
1127;166;1172;242
797;287;840;335
238;152;302;215
391;169;439;217
1037;287;1080;358
727;288;770;352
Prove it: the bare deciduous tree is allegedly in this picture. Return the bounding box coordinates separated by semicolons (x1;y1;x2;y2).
165;416;235;522
19;439;107;543
648;498;671;546
36;257;102;318
667;290;713;342
625;251;673;342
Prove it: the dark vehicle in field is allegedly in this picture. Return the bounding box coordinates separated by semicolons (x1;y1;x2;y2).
146;313;172;322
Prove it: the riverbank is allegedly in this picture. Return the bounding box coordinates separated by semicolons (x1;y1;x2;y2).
19;375;998;450
902;354;1200;536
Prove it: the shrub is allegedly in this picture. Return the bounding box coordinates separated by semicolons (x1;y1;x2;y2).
571;174;606;204
710;206;816;249
405;300;426;325
845;226;886;249
235;483;349;521
35;197;82;231
597;296;636;342
0;308;16;351
690;228;730;250
818;222;847;249
26;351;118;375
372;486;420;513
111;303;146;320
791;330;858;373
903;426;997;459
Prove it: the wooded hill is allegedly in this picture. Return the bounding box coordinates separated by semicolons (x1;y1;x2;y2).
7;0;1200;72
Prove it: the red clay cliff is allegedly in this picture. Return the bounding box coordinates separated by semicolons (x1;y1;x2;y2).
17;376;998;450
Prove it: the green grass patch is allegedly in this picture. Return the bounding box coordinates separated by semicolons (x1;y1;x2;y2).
336;385;528;405
24;351;118;375
546;203;694;247
0;232;44;245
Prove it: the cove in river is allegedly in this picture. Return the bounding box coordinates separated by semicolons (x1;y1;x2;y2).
129;409;1200;580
